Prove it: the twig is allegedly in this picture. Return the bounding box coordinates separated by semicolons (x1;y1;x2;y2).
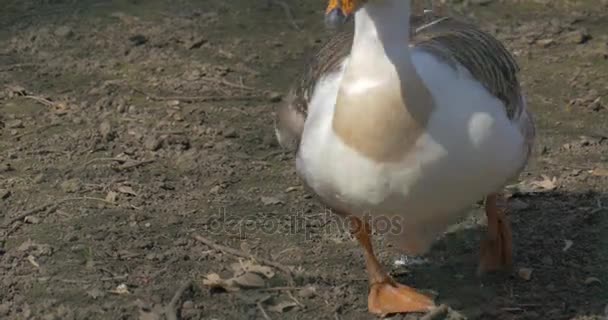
257;286;303;292
165;280;193;320
84;157;128;167
268;0;300;31
193;234;295;285
12;123;60;140
23;95;57;107
202;77;256;91
2;197;118;240
420;304;449;320
257;302;272;320
117;159;155;170
286;290;305;308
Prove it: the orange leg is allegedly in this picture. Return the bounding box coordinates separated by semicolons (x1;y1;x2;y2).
349;217;435;316
478;193;513;274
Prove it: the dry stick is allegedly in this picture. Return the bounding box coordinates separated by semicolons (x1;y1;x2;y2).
118;159;155;170
2;197;117;239
193;235;295;285
257;302;272;320
420;304;449;320
165;280;193;320
84;157;128;166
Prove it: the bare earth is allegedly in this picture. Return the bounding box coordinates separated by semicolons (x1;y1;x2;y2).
1;0;607;319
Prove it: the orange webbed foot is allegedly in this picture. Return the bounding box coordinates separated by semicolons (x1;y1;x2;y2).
478;194;513;274
368;281;435;316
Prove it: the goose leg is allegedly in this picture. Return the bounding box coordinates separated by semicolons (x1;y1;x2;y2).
349;217;434;316
478;193;513;274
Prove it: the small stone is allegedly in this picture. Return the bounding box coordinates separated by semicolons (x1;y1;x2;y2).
87;288;106;299
144;136;163;151
541;256;553;266
54;26;73;38
0;189;10;200
268;92;282;102
32;174;45;184
99;120;114;141
129;34;148;46
537;38;556;47
297;285;317;298
223;128;238;138
518;267;533;281
60;179;81;193
24;216;41;224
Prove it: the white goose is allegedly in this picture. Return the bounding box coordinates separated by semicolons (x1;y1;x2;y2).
275;0;535;315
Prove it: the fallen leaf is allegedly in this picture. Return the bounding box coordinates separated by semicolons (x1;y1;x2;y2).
563;239;573;252
529;175;558;191
231;260;275;279
106;191;119;203
27;255;40;268
591;168;608;177
117;185;137;196
202;273;237;292
230;272;266;289
268;301;298;313
518;267;533;281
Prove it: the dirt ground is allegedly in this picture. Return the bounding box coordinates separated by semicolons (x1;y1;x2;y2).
1;0;607;319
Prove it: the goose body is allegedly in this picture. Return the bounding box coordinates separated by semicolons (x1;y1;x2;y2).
275;0;535;315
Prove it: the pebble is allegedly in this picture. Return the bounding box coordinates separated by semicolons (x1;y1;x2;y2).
54;26;73;38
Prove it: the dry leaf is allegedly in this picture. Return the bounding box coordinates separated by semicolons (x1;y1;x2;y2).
530;175;558;191
117;185;137;196
229;272;266;289
518;267;533;281
27;255;40;268
202;273;239;292
110;283;130;295
563;239;573;252
591;168;608;177
106;191;119;203
231;260;275;279
268;301;298;313
202;272;266;291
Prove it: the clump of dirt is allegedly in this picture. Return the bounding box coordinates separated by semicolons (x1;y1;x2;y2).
0;0;607;319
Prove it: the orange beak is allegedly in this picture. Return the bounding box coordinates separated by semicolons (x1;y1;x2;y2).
325;0;356;28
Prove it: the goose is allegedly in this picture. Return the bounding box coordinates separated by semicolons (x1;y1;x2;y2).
275;0;535;315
